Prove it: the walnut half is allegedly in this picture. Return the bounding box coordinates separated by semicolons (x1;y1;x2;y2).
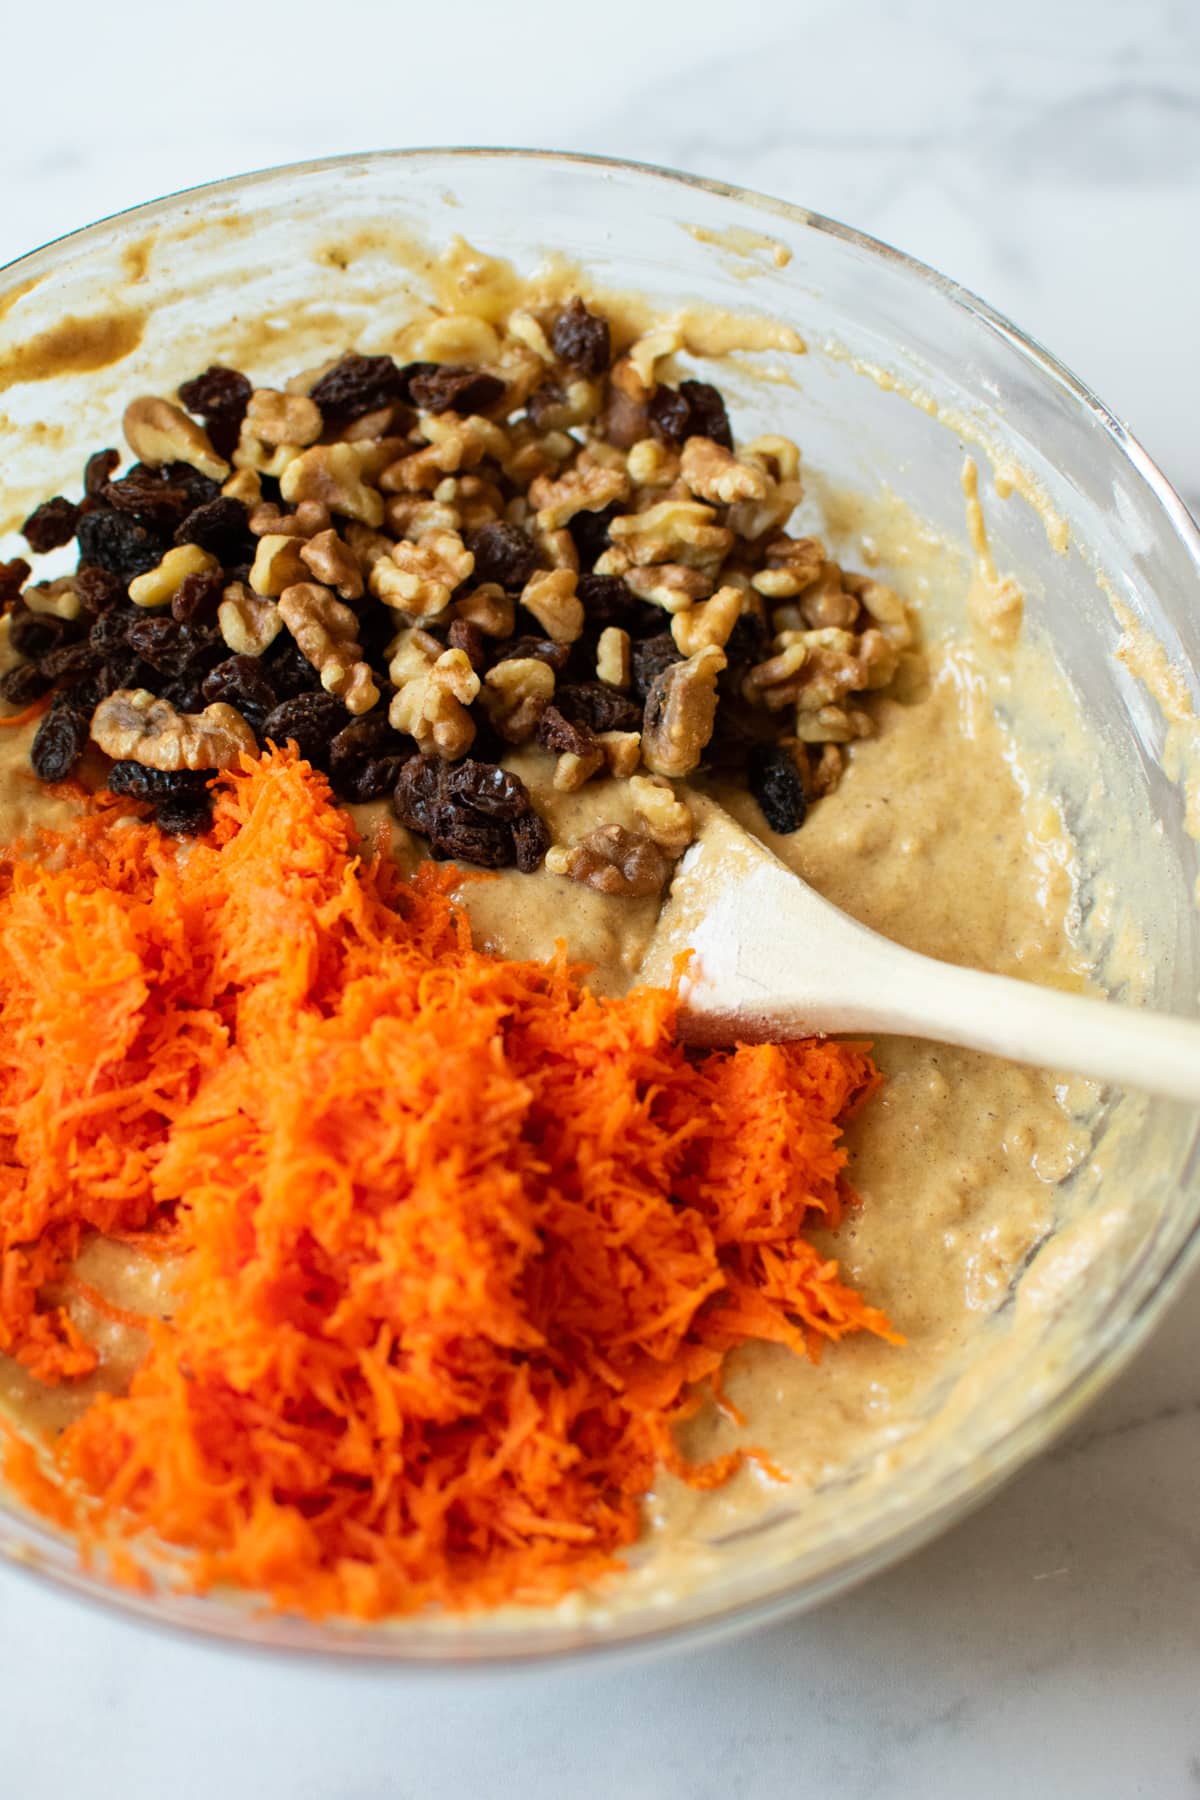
545;825;674;898
91;690;256;772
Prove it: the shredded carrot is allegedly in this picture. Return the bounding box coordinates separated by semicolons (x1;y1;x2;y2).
0;748;897;1619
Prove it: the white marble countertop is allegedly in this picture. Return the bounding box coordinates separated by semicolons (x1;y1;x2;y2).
1;0;1198;1793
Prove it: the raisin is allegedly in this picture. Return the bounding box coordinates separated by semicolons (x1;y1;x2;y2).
446;617;487;672
724;611;767;667
550;297;611;377
512;810;551;873
75;566;125;615
153;791;214;836
127;615;222;679
748;745;808;834
88;608;135;655
308;353;410;427
177;365;252;460
445;760;531;821
77;507;170;581
491;636;571;674
647;385;692;447
106;762;207;802
408;365;506;416
263;636;322;701
37;641;102;686
171;568;226;625
202;655;277;731
30;703;89;782
631;632;683;702
9;605;79;662
84;448;121;498
431;809;516;867
392;753;445;835
21;496;81;553
567;501;619;571
0;558;31;610
105;462;219;526
260;692;348;764
159;675;210;714
0;662;51;705
679;379;733;451
174;496;255;565
466;521;539;590
537;704;596;758
341;757;406;804
554;682;642;734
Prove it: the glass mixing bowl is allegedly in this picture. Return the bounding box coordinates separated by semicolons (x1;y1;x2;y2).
0;149;1197;1663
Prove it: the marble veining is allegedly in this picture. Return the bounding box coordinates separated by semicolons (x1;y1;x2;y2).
0;0;1197;1794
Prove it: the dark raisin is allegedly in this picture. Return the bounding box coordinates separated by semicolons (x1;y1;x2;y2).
392;753;445;835
466;521;539;590
567;501;620;571
408;365;506;417
84;449;121;498
679;379;733;451
178;365;252;460
631;632;684;703
174;496;254;565
537;704;596;757
576;574;633;629
429;807;515;868
9;605;78;662
550;297;611;377
647;385;693;447
158;674;210;714
106;762;207;801
201;655;278;731
446;618;487;671
748;745;808;834
329;713;400;770
340;756;406;803
0;662;51;705
153;791;214;836
171;568;226;625
21;497;81;553
512;810;551;874
491;636;571;674
308;353;409;427
75;566;124;615
724;611;767;667
0;558;31;610
105;462;219;526
88;608;135;655
77;507;170;581
263;635;321;701
260;692;348;765
38;640;102;686
554;682;642;734
126;615;222;679
445;760;531;821
30;703;89;782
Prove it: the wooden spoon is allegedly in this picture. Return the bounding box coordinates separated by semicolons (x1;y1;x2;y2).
638;797;1200;1105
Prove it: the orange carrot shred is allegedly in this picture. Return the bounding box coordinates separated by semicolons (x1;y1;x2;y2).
0;748;897;1619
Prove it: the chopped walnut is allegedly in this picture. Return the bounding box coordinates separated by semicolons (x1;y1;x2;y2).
546;825;674;898
626;327;684;390
218;582;283;656
810;741;845;795
123;397;229;483
454;584;516;638
641;645;726;778
680;437;770;505
793;705;873;745
371;529;474;618
388;645;479;759
23;577;81;621
501;423;577;490
856;627;901;690
128;544;219;609
670;585;744;656
596;626;631;688
384;496;461;540
279;443;384;527
232;433;304;480
91;689;255;772
278;582;379;715
792;567;862;632
750;536;827;599
222;468;262;507
299;529;364;600
248;533;310;598
744;637;810;711
519;569;583;644
248;500;332;539
436;473;505;532
597;730;642;777
626;438;681;488
622;564;712;612
791;628;863;712
553;747;605;792
482;657;555;743
244;389;323;448
629;774;694;855
529;453;630;531
535;527;579;572
843;573;914;648
605;498;731;574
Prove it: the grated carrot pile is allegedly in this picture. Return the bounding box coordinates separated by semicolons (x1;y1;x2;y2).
0;749;895;1619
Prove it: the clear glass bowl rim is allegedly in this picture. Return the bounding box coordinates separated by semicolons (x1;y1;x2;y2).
1;145;1198;1668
